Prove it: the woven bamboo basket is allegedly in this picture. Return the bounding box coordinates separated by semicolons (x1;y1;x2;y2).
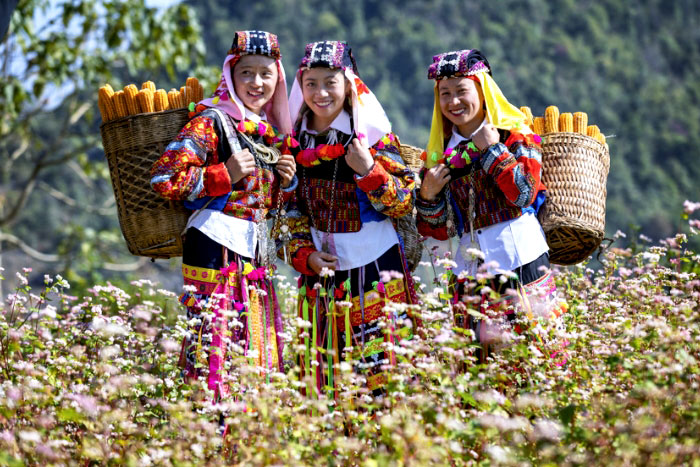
539;132;610;265
101;108;191;259
395;144;425;271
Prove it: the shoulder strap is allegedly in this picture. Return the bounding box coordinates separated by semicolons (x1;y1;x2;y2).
209;107;243;154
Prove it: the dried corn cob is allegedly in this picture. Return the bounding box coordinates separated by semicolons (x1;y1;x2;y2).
185;85;196;106
544;105;559;134
533;116;545;135
196;83;204;102
167;89;180;109
154;89;169;112
186;77;199;90
141;81;156;93
519;106;534;126
559;112;573;133
123;84;140;115
595;133;606;145
112;90;128;118
573;112;588;134
137;89;155;113
98;85;117;122
586;124;601;140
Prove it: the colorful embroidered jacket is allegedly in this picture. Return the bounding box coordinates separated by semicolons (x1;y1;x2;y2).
416;130;545;241
150;109;292;222
279;130;415;276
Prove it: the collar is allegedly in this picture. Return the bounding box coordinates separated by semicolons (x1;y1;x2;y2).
446;118;487;149
244;108;267;124
300;109;352;135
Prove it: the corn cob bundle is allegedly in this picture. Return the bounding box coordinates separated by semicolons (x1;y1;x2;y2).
99;77;200;122
97;84;117;122
559;112;573;133
544;105;559;134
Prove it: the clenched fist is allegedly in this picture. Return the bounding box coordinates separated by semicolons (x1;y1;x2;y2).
472;123;500;152
345;138;374;176
275;153;296;188
225;148;256;184
419;163;451;201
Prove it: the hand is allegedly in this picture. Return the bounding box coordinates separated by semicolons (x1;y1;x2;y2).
308;251;338;275
419;164;451;201
225;148;256;184
345;138;374;176
472;123;500;151
275;153;296;188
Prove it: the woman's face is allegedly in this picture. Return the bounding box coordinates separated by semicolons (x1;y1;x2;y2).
232;54;278;115
301;67;349;131
438;76;485;136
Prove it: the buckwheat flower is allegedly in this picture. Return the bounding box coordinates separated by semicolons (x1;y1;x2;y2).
683;200;700;214
531;418;563;441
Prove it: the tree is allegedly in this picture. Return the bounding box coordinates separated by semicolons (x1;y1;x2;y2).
0;0;208;293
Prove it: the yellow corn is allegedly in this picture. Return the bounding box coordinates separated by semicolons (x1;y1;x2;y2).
595;133;606;145
196;83;204;102
98;85;116;122
186;77;199;90
544;105;559;134
154;89;169;112
123;84;140;115
519;106;534;126
167;89;180;109
586;124;601;140
559;112;573;132
137;89;155;113
573;112;588;134
533;116;545;135
112;90;128;118
141;81;156;93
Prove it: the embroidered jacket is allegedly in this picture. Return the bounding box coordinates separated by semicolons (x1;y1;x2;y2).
416;130;544;241
150;109;292;222
279;131;415;275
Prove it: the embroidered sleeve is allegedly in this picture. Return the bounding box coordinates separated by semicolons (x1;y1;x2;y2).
415;167;450;241
479;131;543;208
272;186;316;276
150;115;232;201
354;133;416;218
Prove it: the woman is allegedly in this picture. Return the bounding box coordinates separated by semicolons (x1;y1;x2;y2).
279;40;418;397
150;30;297;400
416;49;565;362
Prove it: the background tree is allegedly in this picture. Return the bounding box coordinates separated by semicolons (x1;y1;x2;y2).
0;0;212;293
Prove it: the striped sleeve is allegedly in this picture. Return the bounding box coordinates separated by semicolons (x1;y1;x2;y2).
354;133;416;218
479;131;543;208
150;115;231;201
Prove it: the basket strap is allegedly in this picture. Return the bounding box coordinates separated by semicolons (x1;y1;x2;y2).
209;108;243;155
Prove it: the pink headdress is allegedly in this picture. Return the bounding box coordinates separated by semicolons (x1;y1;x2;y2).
288;40;391;147
197;30;292;135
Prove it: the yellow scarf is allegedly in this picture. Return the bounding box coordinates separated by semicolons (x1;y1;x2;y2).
425;72;531;168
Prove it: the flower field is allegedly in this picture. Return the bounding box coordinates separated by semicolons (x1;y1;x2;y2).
1;203;699;466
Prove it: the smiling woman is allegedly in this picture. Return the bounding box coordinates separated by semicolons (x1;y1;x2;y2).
232;55;278;116
149;31;298;417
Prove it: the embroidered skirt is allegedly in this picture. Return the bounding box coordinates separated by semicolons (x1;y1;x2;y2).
178;228;284;400
297;244;419;397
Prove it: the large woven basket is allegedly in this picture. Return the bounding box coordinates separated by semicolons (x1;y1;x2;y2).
101;108;191;259
396;144;425;271
539;132;610;265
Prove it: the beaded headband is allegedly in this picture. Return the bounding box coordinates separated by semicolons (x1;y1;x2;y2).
427;49;491;80
299;40;358;74
228;30;281;59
